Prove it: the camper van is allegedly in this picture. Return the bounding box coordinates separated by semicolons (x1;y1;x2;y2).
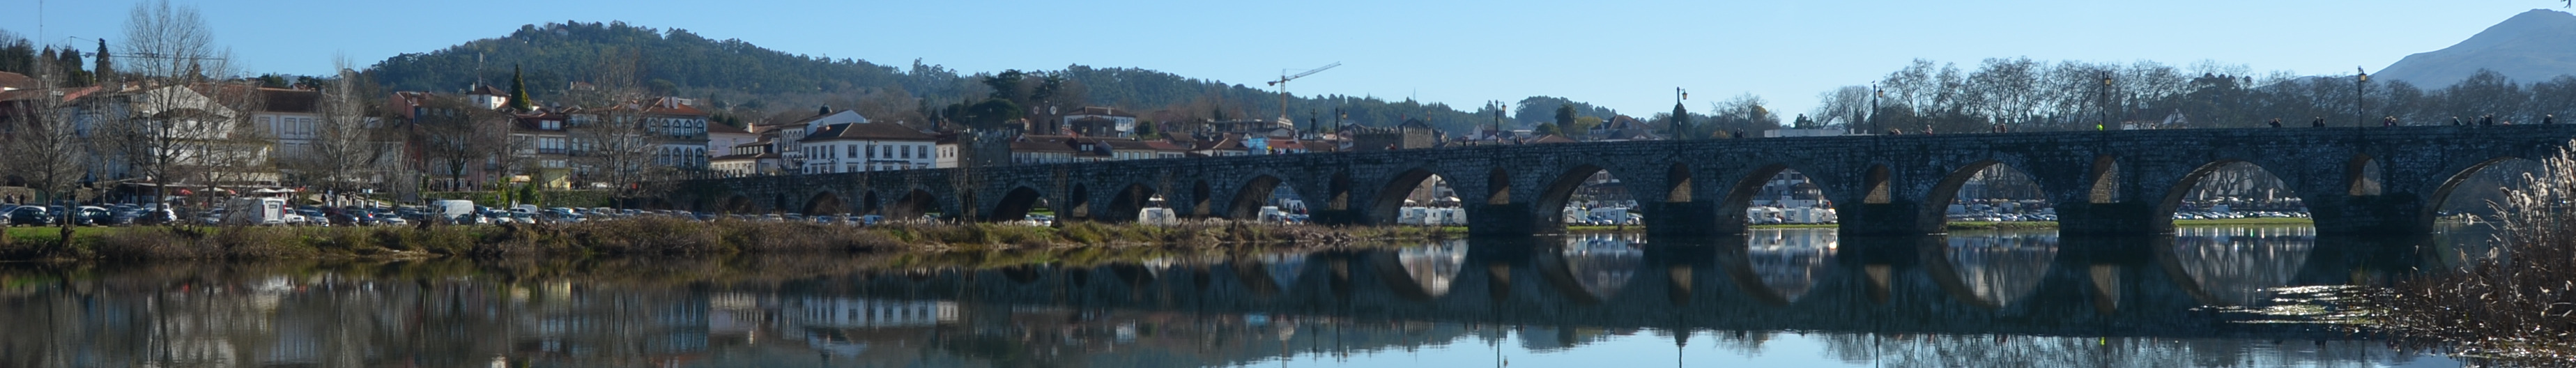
1137;208;1179;226
222;197;289;226
431;200;479;224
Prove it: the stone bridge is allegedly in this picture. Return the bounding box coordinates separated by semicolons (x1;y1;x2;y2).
666;125;2576;236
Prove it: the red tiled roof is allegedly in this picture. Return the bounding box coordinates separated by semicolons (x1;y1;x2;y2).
1064;106;1137;117
708;122;751;135
0;72;33;90
805;122;933;141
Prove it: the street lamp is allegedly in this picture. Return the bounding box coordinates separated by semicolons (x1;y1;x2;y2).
2356;67;2370;128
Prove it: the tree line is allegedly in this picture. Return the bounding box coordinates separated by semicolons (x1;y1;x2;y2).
1808;57;2576;134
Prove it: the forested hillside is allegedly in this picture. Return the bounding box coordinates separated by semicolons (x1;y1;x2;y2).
365;22;1659;134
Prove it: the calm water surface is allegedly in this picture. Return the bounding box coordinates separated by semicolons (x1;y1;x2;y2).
0;226;2500;367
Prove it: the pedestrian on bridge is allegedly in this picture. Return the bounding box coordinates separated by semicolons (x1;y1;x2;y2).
2311;116;2326;127
2481;115;2495;125
2384;116;2400;126
2547;114;2556;124
2453;116;2464;125
2268;119;2281;128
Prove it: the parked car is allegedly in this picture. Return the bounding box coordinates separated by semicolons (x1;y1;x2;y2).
8;206;52;227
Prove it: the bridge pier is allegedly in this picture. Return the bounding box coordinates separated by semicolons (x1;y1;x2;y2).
1310;209;1365;227
2055;202;2168;236
1639;201;1729;237
2310;194;2430;235
1837;202;1940;236
1466;203;1542;236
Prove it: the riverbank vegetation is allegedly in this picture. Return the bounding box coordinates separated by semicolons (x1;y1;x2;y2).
2359;141;2576;364
0;218;1453;262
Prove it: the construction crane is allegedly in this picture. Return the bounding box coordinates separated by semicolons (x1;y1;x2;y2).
1268;62;1341;123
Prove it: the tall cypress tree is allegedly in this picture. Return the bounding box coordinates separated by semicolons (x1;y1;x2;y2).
508;64;534;111
1669;102;1692;139
93;39;113;84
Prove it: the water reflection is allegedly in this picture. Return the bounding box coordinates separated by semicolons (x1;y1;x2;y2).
2163;227;2317;306
0;226;2469;367
1370;240;1465;300
1929;232;2060;309
1538;233;1645;302
1743;228;1837;303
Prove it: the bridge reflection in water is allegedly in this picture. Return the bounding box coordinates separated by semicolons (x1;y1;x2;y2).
0;227;2470;367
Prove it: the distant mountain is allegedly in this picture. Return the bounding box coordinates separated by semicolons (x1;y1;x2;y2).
363;22;1669;135
2376;9;2576;86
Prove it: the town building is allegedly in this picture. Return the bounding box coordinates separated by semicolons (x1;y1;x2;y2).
1060;106;1140;137
799;120;937;174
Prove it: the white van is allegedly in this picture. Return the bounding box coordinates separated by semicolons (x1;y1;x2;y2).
431;200;477;224
222;197;289;226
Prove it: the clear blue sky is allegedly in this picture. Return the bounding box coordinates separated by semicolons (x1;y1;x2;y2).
3;0;2563;117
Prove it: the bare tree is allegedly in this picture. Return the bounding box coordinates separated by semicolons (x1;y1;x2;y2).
416;95;507;192
108;0;256;208
3;61;91;250
292;57;392;205
1811;85;1872;132
565;49;674;199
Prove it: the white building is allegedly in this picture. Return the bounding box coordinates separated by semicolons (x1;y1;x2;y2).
763;108;868;170
799;121;936;174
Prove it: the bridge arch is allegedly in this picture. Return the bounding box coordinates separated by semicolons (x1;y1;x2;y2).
1227;175;1289;220
1720;164;1841;227
2347;154;2385;196
2088;155;2121;203
1665;162;1694;203
1531;163;1643;230
1924;160;2050;228
1486;168;1512;204
1326;171;1352;211
1105;183;1158;222
1531;164;1604;224
886;188;940;220
719;194;755;214
802;191;847;215
2159;159;2305;222
859;190;882;215
1366;168;1440;225
989;186;1045;221
1065;184;1091;220
2428;156;2543;222
1863;164;1893;204
1190;180;1213;217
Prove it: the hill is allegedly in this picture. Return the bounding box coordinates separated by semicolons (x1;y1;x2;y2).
363;22;1653;134
2376;9;2576;86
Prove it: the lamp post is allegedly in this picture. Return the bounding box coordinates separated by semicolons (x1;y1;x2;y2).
2099;75;2114;131
2356;67;2370;128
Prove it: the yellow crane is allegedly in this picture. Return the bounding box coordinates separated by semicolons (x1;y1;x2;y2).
1268;62;1341;123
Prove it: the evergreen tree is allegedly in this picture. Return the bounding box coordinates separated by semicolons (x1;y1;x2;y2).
508;64;534;111
1554;104;1576;129
1669;102;1692;139
92;39;112;84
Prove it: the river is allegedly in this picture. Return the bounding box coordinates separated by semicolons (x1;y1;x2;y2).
0;225;2499;367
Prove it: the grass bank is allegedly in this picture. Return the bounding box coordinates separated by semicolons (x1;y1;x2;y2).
0;218;1455;262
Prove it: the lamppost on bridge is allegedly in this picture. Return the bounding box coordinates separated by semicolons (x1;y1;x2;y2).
2098;75;2114;131
1869;82;1880;135
2356;67;2370;128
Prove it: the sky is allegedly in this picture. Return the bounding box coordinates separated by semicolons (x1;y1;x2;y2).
3;0;2565;118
